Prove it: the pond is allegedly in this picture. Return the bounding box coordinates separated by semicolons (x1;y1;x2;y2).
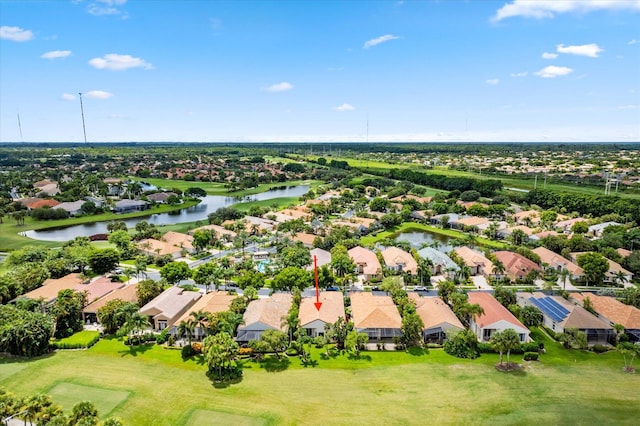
395;231;462;253
24;185;310;242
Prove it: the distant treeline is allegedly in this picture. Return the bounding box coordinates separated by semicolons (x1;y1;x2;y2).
525;189;640;223
357;166;503;197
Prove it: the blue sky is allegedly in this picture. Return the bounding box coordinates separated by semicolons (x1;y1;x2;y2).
1;0;639;143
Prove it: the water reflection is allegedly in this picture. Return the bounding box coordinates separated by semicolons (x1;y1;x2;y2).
25;185;309;242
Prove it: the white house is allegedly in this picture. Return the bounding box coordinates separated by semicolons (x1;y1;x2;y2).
298;292;345;337
467;292;530;343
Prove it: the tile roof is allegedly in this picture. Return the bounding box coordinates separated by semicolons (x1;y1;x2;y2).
299;292;346;327
350;292;401;330
348;246;382;276
309;248;331;269
238;293;293;331
493;251;542;281
571;293;640;329
532;247;584;276
467;292;528;330
381;246;418;275
21;273;84;303
408;293;464;331
83;283;139;314
162;231;194;250
173;291;236;326
454;247;494;275
139;286;202;324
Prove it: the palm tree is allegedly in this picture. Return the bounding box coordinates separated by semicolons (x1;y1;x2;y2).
118;312;150;344
613;323;625;344
190;310;209;340
492;259;506;281
613;271;628;287
178;318;197;346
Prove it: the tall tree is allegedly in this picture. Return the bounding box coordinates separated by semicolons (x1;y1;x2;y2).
203;331;241;381
491;328;521;367
160;261;192;285
192;262;222;293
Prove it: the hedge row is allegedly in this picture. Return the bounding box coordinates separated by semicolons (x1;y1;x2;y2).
51;334;100;350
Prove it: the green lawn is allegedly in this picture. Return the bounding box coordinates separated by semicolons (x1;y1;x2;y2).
46;382;130;417
52;330;101;347
1;335;638;425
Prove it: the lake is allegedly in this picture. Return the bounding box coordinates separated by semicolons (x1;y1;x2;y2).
24;185;310;242
396;231;460;253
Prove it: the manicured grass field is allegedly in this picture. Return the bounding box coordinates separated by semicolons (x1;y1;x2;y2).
52;330;101;347
1;334;639;425
184;409;266;426
46;382;130;417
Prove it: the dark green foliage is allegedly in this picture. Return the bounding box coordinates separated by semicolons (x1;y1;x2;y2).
0;304;54;357
523;352;539;361
443;329;479;359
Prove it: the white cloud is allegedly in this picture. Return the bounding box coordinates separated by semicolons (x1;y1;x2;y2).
363;34;400;49
41;50;72;59
334;103;355;112
542;52;558;59
87;0;128;17
492;0;640;22
84;90;113;99
61;93;76;101
262;82;293;92
628;39;639;45
534;65;574;78
618;104;639;110
486;79;500;85
89;53;154;70
510;71;528;77
557;43;603;58
0;26;34;42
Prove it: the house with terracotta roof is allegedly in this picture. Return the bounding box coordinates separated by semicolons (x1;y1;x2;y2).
570;293;640;342
381;246;418;275
19;274;122;307
139;286;202;331
83;282;139;324
189;224;237;240
493;251;542;282
350;292;402;341
289;232;317;248
555;217;588;234
18;273;85;304
454;247;494;277
348;246;382;281
532;246;584;281
137;239;183;258
569;252;633;285
408;293;464;343
450;216;490;232
162;231;195;253
236;293;293;343
170;291;236;339
518;292;612;345
299;292;346;337
467;292;530;343
512;210;540;226
27;199;61;210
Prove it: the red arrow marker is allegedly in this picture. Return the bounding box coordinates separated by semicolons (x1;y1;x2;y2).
313;255;322;311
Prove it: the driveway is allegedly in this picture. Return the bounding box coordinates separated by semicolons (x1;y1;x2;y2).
471;275;492;290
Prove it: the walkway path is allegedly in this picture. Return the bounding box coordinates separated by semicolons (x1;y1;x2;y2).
471;275;492;290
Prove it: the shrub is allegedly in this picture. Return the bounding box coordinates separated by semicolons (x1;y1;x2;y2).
591;344;610;354
191;342;202;354
523;352;539;361
477;343;494;353
156;329;169;345
181;344;196;358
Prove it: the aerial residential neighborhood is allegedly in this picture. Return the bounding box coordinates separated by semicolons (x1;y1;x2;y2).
2;0;640;424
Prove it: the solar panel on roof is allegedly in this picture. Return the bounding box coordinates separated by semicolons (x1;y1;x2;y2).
531;297;569;322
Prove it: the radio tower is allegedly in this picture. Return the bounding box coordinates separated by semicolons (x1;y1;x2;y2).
79;92;87;144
